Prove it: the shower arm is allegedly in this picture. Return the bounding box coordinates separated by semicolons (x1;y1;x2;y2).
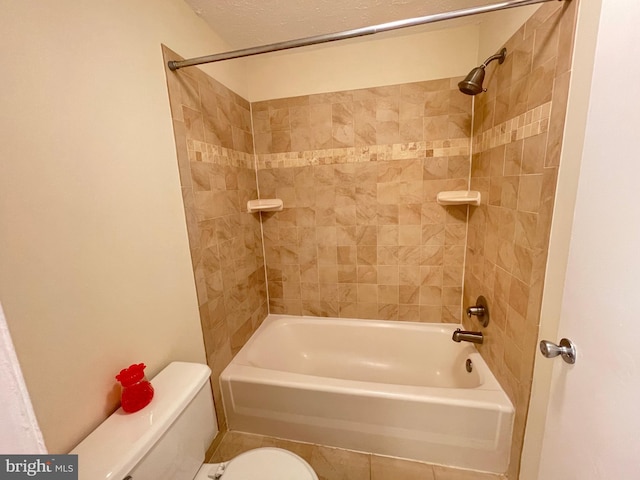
168;0;565;71
482;48;508;68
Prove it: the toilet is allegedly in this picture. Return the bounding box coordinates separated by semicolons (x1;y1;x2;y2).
71;362;318;480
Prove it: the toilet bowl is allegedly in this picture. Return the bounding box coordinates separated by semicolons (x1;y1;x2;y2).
71;362;318;480
195;448;317;480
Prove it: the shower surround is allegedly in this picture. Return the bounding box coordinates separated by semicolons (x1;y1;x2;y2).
163;0;577;475
162;46;268;430
254;80;472;322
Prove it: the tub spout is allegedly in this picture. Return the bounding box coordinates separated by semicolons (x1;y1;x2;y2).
452;328;483;344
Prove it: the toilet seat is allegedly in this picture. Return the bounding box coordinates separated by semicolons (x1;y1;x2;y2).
197;447;318;480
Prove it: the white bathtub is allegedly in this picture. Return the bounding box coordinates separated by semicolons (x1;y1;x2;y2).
220;315;514;473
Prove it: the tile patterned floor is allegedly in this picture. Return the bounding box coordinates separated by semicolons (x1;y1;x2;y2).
209;431;506;480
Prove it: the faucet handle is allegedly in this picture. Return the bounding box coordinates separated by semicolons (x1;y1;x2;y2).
466;305;485;316
466;295;489;327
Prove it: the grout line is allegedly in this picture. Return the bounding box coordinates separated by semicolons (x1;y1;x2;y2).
460;95;475;325
249;102;271;314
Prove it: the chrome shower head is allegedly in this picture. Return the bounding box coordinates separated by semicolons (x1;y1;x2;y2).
458;48;507;96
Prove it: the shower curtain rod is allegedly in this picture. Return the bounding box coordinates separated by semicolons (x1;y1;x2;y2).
168;0;563;71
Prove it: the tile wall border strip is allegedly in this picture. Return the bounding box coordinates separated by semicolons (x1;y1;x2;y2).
184;100;552;171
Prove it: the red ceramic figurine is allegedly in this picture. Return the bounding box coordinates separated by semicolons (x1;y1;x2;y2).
115;363;154;413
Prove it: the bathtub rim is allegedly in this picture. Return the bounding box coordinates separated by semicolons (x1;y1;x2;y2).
220;314;515;473
227;314;513;411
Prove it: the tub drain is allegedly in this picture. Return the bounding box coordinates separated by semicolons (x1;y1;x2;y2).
465;358;473;373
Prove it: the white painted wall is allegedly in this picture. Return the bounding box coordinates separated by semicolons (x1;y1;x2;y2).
0;0;245;453
246;24;479;101
536;0;640;475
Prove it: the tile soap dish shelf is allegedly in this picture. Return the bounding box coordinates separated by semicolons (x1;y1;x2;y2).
436;191;481;206
247;198;284;213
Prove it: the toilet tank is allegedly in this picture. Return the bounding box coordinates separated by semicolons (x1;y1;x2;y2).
71;362;217;480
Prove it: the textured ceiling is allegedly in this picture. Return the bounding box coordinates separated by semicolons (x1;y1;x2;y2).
184;0;503;49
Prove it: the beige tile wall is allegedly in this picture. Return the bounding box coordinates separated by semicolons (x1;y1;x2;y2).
211;431;505;480
254;80;473;322
461;2;578;478
163;46;268;430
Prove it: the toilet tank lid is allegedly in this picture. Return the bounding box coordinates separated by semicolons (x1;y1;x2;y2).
71;362;211;480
